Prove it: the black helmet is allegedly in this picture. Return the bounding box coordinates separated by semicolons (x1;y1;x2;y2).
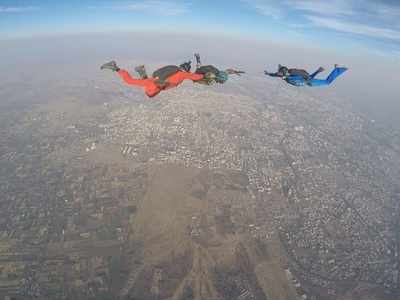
278;65;289;76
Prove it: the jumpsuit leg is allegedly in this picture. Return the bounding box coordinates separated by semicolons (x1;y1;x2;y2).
308;67;348;86
309;68;324;79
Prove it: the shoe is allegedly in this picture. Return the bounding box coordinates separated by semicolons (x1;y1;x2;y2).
179;61;192;72
317;67;325;72
134;65;148;79
134;65;145;72
101;61;119;71
335;64;348;70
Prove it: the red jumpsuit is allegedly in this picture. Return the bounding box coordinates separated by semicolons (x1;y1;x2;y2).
117;69;204;97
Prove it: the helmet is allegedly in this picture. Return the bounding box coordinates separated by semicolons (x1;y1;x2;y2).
216;71;228;83
278;66;289;77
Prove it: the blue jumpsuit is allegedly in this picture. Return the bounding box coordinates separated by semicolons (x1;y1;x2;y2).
269;67;348;87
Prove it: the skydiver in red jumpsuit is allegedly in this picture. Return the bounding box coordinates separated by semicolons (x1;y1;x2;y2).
100;61;204;98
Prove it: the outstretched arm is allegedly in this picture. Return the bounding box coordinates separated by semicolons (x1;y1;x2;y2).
117;69;152;87
226;69;245;76
265;71;282;77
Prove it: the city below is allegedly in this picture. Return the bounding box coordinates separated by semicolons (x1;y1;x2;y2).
0;73;399;300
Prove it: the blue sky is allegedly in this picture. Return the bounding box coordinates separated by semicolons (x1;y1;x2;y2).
1;0;399;56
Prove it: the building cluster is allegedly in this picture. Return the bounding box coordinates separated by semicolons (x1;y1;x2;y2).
0;81;400;299
100;86;400;297
0;108;146;299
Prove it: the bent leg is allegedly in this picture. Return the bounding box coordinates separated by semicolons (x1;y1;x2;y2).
117;69;148;87
195;53;202;68
134;65;148;79
309;67;324;79
326;67;348;83
117;69;161;97
307;79;329;86
308;67;348;86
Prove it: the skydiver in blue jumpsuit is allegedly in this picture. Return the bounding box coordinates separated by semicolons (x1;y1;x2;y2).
265;64;348;87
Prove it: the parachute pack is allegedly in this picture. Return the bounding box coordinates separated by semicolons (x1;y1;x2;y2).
152;65;180;83
195;65;220;76
287;69;310;80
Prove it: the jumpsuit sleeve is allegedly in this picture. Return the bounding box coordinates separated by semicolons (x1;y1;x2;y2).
118;69;150;87
267;72;281;77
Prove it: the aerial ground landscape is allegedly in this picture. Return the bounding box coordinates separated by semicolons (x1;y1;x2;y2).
1;1;400;300
0;34;399;300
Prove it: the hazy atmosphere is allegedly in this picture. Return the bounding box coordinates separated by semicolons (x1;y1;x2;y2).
1;1;400;300
1;33;399;125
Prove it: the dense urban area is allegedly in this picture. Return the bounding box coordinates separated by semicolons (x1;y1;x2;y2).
0;71;399;300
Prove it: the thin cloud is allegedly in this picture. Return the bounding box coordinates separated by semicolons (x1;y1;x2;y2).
0;6;39;13
392;51;400;58
290;0;400;20
244;0;400;44
243;0;353;19
241;0;283;20
109;1;189;16
307;16;400;41
360;1;400;19
291;0;354;16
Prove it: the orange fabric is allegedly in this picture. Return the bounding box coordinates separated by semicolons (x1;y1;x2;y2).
165;71;204;87
118;69;160;97
117;69;204;98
